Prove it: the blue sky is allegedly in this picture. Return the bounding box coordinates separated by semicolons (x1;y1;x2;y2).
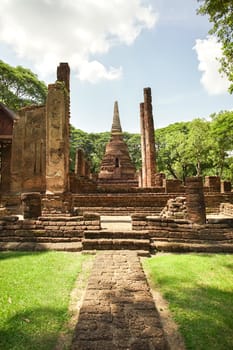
0;0;232;133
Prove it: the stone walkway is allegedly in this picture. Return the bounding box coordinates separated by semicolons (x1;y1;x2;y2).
71;251;168;350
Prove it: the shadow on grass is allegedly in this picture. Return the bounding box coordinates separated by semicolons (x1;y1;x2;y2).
163;285;233;350
0;307;67;350
0;251;48;261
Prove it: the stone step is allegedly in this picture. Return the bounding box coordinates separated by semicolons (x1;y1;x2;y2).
82;249;151;257
151;237;233;244
153;241;233;253
0;236;82;243
0;241;82;252
84;230;149;239
77;207;161;215
0;230;83;238
82;238;150;251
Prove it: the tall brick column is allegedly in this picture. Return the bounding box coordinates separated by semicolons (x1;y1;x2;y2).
186;176;206;224
45;63;70;193
140;102;147;187
140;87;156;187
75;149;86;176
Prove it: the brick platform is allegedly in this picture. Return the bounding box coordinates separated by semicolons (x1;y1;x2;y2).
72;251;168;350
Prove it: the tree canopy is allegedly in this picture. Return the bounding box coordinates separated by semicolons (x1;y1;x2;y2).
197;0;233;93
0;60;47;110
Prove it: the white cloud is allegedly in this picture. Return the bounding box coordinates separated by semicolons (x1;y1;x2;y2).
78;60;122;83
193;36;230;95
0;0;157;83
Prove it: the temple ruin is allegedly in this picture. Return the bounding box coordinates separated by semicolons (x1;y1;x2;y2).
0;62;232;254
98;101;138;189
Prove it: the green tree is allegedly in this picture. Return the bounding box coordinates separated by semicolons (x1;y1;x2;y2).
186;118;212;176
210;110;233;179
0;60;47;110
155;122;193;181
197;0;233;93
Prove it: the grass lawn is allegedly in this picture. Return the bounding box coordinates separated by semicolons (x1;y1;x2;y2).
0;251;93;350
143;253;233;350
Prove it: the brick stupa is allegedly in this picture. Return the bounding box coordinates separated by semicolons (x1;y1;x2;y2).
98;101;138;188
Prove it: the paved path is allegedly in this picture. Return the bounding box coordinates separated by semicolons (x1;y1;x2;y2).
71;251;168;350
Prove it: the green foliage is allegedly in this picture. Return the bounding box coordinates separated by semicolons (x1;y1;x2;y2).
0;251;93;350
123;132;142;170
209;110;233;179
155;113;233;182
197;0;233;93
143;253;233;350
0;60;47;110
155;122;194;181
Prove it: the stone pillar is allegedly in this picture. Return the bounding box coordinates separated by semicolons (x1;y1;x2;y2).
85;160;90;178
140;102;147;187
21;192;41;219
140;87;156;187
57;62;70;92
185;177;206;225
75;149;85;176
45;63;70;193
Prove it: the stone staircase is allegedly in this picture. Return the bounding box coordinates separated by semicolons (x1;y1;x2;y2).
82;216;151;256
82;230;151;255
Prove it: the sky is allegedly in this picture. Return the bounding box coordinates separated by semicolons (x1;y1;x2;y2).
0;0;232;133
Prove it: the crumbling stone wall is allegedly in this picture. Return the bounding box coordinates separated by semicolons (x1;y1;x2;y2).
204;176;221;192
10;106;46;193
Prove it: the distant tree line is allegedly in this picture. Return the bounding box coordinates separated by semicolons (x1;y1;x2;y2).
70;110;233;183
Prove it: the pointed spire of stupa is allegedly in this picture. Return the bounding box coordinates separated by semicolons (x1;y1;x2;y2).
111;101;122;134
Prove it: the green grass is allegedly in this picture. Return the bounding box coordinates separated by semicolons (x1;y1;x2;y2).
0;251;93;350
143;253;233;350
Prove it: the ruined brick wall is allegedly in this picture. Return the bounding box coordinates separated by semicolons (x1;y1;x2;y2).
205;193;233;213
72;193;175;215
163;179;184;193
10;106;46;193
72;191;233;216
131;214;233;252
204;176;221;192
0;212;100;251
